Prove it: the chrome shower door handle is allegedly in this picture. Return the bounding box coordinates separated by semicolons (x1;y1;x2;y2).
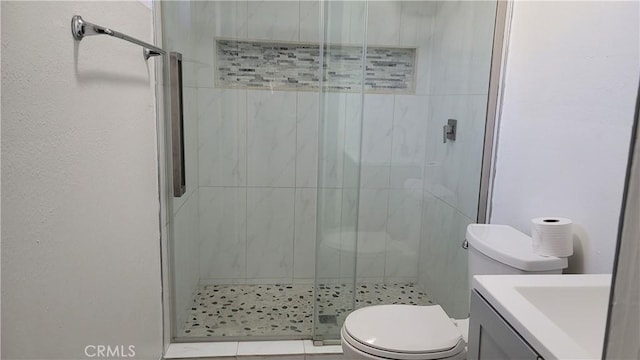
170;52;186;197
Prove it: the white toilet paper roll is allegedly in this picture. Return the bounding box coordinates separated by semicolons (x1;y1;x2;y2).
531;217;573;257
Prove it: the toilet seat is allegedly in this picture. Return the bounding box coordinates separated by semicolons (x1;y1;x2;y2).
341;305;465;360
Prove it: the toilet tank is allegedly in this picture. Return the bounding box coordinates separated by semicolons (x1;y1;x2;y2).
466;224;568;287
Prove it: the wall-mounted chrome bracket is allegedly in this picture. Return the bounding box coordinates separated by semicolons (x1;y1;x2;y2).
143;49;163;61
71;15;166;61
443;119;457;143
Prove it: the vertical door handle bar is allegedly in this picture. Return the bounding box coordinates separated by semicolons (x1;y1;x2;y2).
170;52;186;197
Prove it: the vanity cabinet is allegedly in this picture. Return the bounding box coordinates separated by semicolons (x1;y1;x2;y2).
468;291;543;360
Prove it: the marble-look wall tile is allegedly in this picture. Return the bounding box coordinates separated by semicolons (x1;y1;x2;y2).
316;189;343;280
318;93;347;188
343;94;364;189
247;0;300;41
385;188;422;280
356;265;385;284
357;189;389;233
399;1;437;46
169;0;494;292
161;1;194;55
324;1;351;44
299;0;320;43
424;95;487;220
350;2;367;45
199;187;247;281
419;193;453;310
418;192;473;318
356;189;389;279
193;0;248;39
246;188;295;279
339;188;358;279
161;1;197;87
294;189;317;280
173;87;199;214
414;43;435;97
198;88;247;187
367;1;401;45
296;93;319;188
429;0;496;95
359;165;390;189
321;1;367;45
360;94;394;188
172;191;200;328
315;243;341;280
340;188;358;234
390;95;429;189
399;1;436;96
247;90;297;187
192;0;248;88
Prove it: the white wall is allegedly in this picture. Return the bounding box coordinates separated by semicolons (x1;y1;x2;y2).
491;1;640;274
1;2;163;359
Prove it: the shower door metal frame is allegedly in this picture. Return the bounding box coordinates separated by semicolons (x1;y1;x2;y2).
478;0;512;224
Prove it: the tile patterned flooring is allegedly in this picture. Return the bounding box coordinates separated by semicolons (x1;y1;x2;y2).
180;283;433;338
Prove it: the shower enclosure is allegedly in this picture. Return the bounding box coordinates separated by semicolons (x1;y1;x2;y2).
160;0;500;342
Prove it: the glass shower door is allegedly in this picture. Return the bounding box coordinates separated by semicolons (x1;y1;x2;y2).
160;0;500;343
313;0;500;341
162;0;328;340
313;0;368;342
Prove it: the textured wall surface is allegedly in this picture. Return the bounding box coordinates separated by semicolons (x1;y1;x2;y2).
491;1;640;274
1;2;163;359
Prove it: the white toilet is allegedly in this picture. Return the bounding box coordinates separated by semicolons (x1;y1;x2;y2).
341;224;568;360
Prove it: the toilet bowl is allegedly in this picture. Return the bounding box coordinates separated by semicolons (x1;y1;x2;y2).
340;224;569;360
341;304;466;360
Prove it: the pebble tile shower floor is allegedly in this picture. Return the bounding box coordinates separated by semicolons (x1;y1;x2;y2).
180;283;433;338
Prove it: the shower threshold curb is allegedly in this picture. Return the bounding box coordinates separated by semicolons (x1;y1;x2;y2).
164;340;343;359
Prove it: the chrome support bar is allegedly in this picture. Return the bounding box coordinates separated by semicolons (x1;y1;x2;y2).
71;15;166;60
70;15;186;196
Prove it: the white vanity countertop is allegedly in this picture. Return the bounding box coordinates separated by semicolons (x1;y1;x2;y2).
473;274;611;360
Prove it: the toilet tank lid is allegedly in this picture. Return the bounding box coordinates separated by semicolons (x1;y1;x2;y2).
466;224;568;272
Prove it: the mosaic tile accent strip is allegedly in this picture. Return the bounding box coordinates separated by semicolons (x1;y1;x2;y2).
216;39;416;93
179;283;432;338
